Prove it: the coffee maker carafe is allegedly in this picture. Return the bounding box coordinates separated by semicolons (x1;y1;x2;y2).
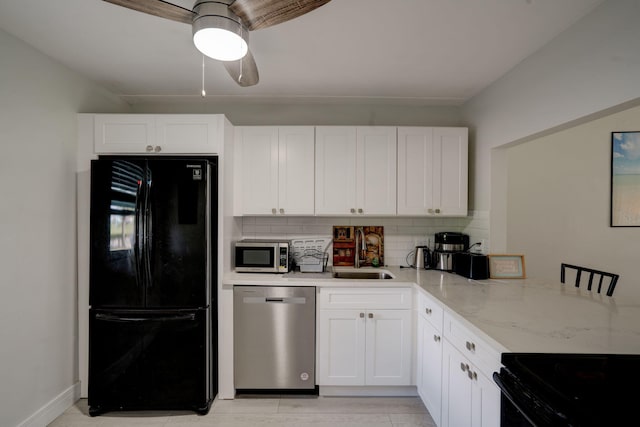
433;232;469;271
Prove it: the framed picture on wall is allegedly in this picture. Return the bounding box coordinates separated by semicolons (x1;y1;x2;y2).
611;131;640;226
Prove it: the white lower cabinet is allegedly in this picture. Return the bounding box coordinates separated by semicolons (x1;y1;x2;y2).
318;288;412;386
441;340;500;427
440;311;501;427
415;293;501;427
416;292;444;426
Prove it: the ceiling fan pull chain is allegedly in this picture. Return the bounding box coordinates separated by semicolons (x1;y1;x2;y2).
201;55;206;97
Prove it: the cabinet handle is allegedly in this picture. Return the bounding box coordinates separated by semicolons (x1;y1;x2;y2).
435;208;441;214
425;308;432;315
433;335;441;342
146;145;154;152
468;370;478;381
350;208;356;214
368;313;373;319
358;208;363;214
359;312;365;318
154;145;162;153
279;208;284;214
465;341;476;352
427;208;434;214
272;208;277;214
460;362;469;372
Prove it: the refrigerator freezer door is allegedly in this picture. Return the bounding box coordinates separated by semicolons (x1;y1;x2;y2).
90;159;147;308
88;308;212;415
145;159;211;309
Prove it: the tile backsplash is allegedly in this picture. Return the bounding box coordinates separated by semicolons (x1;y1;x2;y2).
241;211;489;267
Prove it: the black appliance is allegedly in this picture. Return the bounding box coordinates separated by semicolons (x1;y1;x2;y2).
88;157;217;416
453;252;489;279
493;353;640;426
433;232;469;271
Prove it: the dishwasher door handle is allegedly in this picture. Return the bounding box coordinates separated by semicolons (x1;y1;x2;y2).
242;296;307;304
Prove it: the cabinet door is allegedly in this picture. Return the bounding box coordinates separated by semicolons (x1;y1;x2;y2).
239;127;279;215
94;114;156;154
442;339;498;427
357;127;397;215
315;126;358;215
471;367;501;427
318;309;366;385
419;316;443;426
278;126;315;215
397;127;434;215
365;309;411;385
156;115;220;154
398;127;468;216
442;340;473;427
433;127;468;216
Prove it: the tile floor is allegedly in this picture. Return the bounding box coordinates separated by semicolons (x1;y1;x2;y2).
48;396;436;427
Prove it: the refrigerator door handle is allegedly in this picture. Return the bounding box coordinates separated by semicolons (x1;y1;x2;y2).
134;177;144;288
143;173;153;289
95;313;197;322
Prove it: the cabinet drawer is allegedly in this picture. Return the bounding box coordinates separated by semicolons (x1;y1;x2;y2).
417;290;443;331
319;287;412;310
443;312;501;377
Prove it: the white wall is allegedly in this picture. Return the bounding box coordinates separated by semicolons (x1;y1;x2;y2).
506;104;640;299
462;0;640;251
130;100;463;128
0;29;128;427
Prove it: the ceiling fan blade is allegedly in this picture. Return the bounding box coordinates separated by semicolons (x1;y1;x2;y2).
223;49;259;87
230;0;332;31
103;0;195;25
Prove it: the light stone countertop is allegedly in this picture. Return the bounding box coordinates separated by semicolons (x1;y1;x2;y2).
223;266;640;355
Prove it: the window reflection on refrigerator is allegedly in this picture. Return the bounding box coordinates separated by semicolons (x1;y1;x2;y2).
109;160;144;251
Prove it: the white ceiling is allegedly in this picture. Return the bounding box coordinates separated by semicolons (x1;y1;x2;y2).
0;0;605;105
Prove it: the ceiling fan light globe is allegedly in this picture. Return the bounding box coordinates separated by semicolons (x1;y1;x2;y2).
193;28;248;61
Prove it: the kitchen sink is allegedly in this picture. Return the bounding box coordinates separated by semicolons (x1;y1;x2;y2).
331;270;394;280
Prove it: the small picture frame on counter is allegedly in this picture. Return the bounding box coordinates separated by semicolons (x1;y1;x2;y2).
488;254;526;279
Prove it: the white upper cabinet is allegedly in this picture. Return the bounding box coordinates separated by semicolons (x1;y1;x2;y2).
237;126;315;215
93;114;223;154
397;127;468;216
315;126;396;216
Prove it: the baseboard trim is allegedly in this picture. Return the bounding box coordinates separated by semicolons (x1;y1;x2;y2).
17;382;80;427
319;385;418;397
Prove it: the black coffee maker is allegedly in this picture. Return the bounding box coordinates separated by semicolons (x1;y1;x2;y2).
432;232;469;271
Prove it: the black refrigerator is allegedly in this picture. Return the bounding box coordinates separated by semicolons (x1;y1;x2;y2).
88;156;217;416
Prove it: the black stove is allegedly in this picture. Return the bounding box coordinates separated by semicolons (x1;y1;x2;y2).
493;353;640;427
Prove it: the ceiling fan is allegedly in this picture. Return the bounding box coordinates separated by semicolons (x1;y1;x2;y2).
103;0;332;87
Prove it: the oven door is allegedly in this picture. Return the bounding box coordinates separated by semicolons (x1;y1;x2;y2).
493;369;571;427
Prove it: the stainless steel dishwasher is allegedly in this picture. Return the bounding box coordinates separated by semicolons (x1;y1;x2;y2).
234;286;316;390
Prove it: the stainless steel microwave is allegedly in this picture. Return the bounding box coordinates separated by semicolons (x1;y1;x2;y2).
234;240;291;273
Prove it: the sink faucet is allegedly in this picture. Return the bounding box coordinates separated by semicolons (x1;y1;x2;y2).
355;227;366;268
